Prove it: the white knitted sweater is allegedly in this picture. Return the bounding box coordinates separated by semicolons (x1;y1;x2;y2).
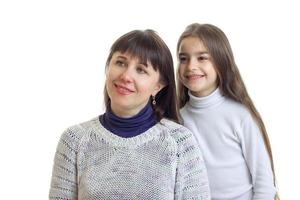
49;117;211;200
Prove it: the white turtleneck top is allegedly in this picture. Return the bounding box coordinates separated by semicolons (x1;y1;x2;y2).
180;88;276;200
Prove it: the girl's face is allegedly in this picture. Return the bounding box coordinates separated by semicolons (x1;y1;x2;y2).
178;37;218;97
106;51;164;117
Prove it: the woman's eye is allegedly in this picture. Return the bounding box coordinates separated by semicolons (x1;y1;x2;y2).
116;60;126;67
136;67;147;74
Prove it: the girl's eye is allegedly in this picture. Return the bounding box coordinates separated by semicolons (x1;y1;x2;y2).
179;56;188;64
198;56;208;61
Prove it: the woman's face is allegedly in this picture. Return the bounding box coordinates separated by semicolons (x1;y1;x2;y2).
106;51;164;117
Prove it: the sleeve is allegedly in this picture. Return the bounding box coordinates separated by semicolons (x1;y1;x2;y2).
49;127;82;200
174;128;211;200
238;113;276;200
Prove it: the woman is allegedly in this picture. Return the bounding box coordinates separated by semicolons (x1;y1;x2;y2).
49;29;210;199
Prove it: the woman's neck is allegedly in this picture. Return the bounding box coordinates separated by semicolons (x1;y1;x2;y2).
99;102;157;138
110;102;148;118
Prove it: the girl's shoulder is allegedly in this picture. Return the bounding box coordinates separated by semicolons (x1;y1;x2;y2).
222;99;259;133
223;98;252;118
180;97;251;120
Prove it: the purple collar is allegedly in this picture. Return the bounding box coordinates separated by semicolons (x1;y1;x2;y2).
99;102;157;138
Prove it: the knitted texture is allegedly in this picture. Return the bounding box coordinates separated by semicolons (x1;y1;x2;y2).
49;117;210;200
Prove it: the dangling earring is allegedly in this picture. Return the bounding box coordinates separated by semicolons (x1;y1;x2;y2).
152;95;156;105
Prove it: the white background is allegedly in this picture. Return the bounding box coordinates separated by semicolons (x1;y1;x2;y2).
0;0;299;199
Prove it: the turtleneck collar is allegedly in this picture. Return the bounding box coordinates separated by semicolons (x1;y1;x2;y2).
188;88;225;109
99;102;157;138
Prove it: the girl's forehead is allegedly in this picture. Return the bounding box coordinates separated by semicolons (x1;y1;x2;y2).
179;37;208;53
181;37;204;46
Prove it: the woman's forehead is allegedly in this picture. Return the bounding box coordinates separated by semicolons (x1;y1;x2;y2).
112;51;151;66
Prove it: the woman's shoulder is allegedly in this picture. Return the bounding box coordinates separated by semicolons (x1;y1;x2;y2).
159;118;188;131
59;117;99;146
159;118;195;141
159;119;203;160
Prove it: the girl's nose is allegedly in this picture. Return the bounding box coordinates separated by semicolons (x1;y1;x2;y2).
187;58;197;71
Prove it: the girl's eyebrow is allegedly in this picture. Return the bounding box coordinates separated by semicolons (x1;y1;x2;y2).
196;51;209;55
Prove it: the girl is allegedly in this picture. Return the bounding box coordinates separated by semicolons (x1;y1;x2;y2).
49;29;211;199
176;23;278;200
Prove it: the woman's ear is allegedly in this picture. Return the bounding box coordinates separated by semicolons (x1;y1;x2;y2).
152;82;165;97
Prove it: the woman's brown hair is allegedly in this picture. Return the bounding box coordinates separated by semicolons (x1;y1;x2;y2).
177;23;279;199
104;29;179;123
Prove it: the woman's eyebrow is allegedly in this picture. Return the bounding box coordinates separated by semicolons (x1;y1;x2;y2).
116;55;127;60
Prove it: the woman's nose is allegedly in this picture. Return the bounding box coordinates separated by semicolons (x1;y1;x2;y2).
119;68;134;83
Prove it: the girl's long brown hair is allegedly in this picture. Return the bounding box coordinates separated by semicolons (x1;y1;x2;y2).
176;23;279;199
